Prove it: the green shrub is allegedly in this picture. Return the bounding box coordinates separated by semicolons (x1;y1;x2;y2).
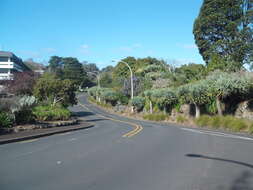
0;112;14;128
131;97;145;112
195;115;211;127
118;94;129;105
143;113;167;121
14;109;35;125
33;105;71;121
100;89;120;106
176;115;188;123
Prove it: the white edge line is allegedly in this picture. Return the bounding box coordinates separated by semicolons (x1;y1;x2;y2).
181;128;253;141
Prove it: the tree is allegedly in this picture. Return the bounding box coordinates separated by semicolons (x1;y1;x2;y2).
7;72;38;96
62;57;87;86
206;71;252;115
33;73;77;107
100;72;113;88
193;0;253;70
83;62;99;73
48;56;63;73
175;63;206;83
178;81;210;118
131;96;145;112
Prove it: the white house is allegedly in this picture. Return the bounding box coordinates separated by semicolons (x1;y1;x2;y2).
0;51;30;80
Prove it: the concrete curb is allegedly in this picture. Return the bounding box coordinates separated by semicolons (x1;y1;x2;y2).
0;123;94;145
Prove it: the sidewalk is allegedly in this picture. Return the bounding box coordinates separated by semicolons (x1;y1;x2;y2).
0;121;94;145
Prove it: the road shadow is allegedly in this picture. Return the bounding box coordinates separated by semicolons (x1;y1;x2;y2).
186;154;253;189
72;111;95;117
185;154;253;169
217;171;253;190
85;118;108;122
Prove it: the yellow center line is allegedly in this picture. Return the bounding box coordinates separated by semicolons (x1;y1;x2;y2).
79;102;143;138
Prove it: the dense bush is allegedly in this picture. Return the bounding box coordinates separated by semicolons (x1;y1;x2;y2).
14;109;35;125
143;113;168;121
33;105;71;121
131;96;145;112
33;73;77;107
0;111;14;128
100;89;120;106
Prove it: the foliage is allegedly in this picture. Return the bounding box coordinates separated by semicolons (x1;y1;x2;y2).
82;62;99;73
123;76;146;97
195;115;248;132
0;112;14;128
14;109;35;125
12;95;37;125
62;57;87;86
204;98;218;115
48;56;92;88
143;113;168;121
175;63;206;83
33;73;77;107
195;115;212;127
7;72;38;95
100;72;113;88
33;105;71;121
149;88;177;111
100;89;121;106
193;0;253;70
176;115;188;123
206;71;252;100
177;80;210;106
131;96;145;112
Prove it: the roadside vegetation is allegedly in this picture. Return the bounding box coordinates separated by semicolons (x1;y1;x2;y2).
0;56;95;132
1;0;253;135
86;0;253;134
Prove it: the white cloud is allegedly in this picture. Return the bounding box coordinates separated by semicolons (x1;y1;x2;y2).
43;48;56;53
80;44;90;54
177;43;198;49
119;43;143;52
166;58;198;67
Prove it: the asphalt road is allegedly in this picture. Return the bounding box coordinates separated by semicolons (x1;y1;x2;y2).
1;95;253;190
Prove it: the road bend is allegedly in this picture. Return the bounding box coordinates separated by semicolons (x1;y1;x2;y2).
1;95;253;190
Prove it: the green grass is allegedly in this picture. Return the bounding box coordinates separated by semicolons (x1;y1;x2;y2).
195;115;249;132
176;115;188;123
195;115;211;127
143;113;168;121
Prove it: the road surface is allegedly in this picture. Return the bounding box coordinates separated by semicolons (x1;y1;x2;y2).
1;95;253;190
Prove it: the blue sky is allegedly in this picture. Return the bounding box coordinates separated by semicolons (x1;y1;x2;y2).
1;0;204;68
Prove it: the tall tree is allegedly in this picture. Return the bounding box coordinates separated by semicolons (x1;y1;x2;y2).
62;57;87;86
193;0;253;71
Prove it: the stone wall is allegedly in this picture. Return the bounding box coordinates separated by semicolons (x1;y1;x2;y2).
235;100;253;120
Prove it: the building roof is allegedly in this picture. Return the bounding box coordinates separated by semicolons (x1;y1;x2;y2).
0;51;31;71
0;51;16;58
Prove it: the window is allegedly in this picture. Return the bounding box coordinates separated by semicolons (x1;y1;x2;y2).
0;68;9;73
0;57;9;62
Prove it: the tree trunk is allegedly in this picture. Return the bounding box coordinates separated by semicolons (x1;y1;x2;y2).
216;97;223;116
195;104;200;118
149;100;153;114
